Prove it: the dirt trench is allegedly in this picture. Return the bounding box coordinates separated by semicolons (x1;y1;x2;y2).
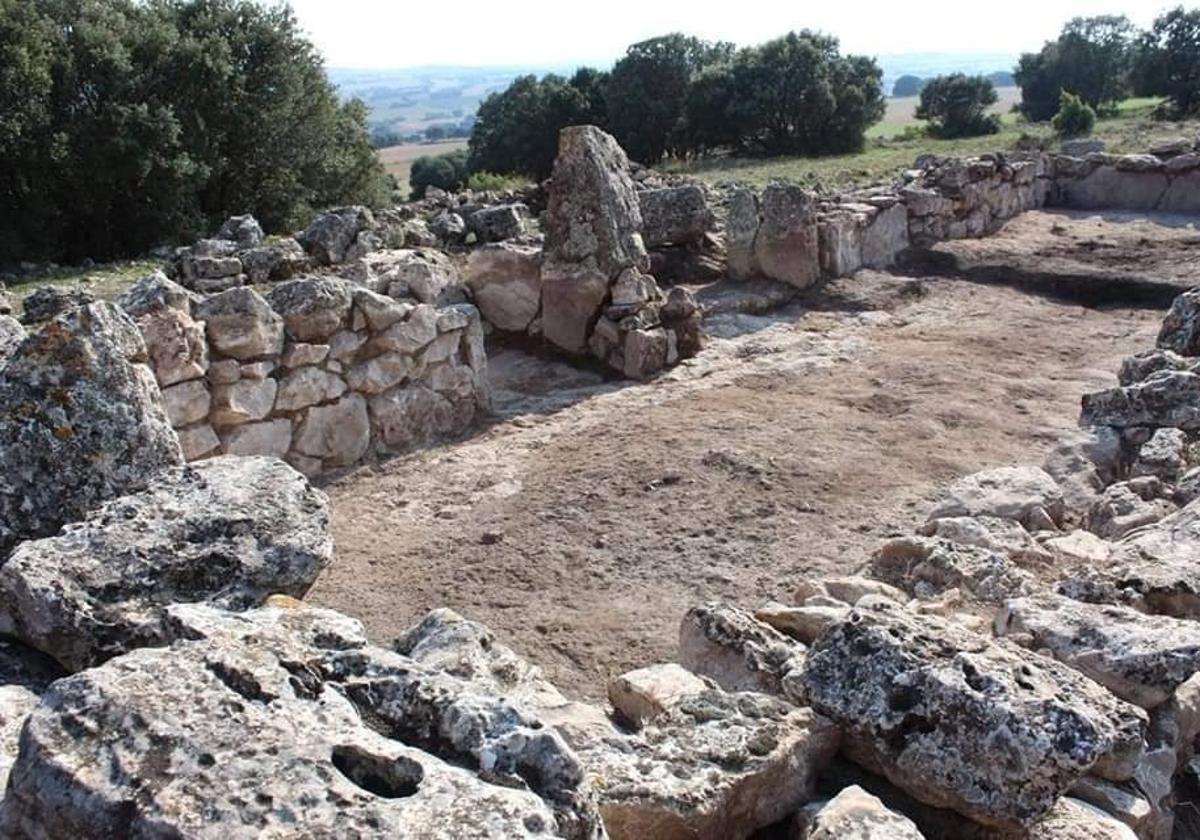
307;209;1190;700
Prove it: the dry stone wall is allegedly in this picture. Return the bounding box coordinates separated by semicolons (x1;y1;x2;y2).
119;273;489;477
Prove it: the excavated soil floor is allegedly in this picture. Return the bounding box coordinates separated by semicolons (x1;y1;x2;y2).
309;209;1196;700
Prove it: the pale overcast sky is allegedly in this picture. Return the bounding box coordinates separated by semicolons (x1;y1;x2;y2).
289;0;1164;69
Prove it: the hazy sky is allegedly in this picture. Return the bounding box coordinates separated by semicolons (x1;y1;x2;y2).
289;0;1163;69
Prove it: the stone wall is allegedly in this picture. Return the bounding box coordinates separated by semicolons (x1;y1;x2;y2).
717;145;1199;289
119;274;489;477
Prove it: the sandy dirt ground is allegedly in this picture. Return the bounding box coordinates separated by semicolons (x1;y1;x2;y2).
308;212;1191;701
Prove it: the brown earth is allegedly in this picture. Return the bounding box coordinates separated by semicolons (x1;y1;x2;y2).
308;210;1193;701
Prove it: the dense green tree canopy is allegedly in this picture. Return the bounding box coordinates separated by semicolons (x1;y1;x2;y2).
467;71;602;179
1133;7;1200;115
605;34;734;164
0;0;388;264
892;75;924;97
916;74;1001;138
1015;15;1136;121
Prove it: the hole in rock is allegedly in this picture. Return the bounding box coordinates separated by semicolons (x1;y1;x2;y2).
332;744;423;798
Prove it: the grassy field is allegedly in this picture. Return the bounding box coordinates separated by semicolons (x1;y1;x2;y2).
868;87;1023;139
378;139;469;189
667;98;1192;191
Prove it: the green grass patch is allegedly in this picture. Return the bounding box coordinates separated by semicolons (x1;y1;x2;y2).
666;98;1198;191
6;259;161;316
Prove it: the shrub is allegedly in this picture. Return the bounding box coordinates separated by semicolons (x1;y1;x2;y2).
915;74;1002;138
409;150;468;198
1051;91;1097;137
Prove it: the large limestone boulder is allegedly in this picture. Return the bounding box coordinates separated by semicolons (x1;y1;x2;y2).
871;535;1035;604
468;203;527;242
238;237;309;284
293;393;371;467
1082;370;1200;430
1063;497;1200;619
0;603;603;839
927;466;1065;530
998;594;1200;709
19;286;94;325
125;285;209;387
298;205;374;265
466;242;543;332
794;785;925;839
638;184;715;248
541;125;647;355
801;597;1148;831
678;603;807;700
753;184;821;289
726;188;761;280
266;276;353;342
194;287;285;361
578;691;840;840
0;303;183;555
0;456;332;670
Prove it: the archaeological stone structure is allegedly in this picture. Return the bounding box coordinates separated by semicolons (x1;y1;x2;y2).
0;126;1198;839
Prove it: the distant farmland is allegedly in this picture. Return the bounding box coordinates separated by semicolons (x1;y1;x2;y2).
869;87;1023;138
378;139;470;190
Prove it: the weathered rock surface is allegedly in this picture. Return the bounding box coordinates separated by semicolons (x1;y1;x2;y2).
266;276;353;342
1065;498;1200;619
726;189;761;280
794;785;925;839
19;286;95;324
679;603;807;700
927;466;1065;530
0;315;26;366
0;302;183;555
0;603;602;839
801;597;1148;830
754;184;821;289
194;287;285;361
578;691;840;840
639;184;714;248
871;535;1035;604
466;242;543;332
1156;288;1200;356
0;456;332;670
215;214;264;248
607;663;711;727
1084;481;1176;540
299;205;374;265
998;594;1200;709
468;204;526;242
1081;370;1200;431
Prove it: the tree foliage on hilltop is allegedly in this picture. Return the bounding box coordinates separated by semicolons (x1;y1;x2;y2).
467;71;606;179
410;149;468;199
684;31;885;157
1132;7;1200;116
0;0;389;264
605;34;734;164
1015;15;1136;121
916;74;1001;138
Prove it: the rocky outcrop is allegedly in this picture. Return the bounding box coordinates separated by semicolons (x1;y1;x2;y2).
998;594;1200;710
0;302;183;555
18;286;95;324
753;184;821;289
801;597;1148;830
0;315;26;366
0;603;604;839
0;456;332;670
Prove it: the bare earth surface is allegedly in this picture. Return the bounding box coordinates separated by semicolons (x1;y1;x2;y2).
308;212;1191;701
